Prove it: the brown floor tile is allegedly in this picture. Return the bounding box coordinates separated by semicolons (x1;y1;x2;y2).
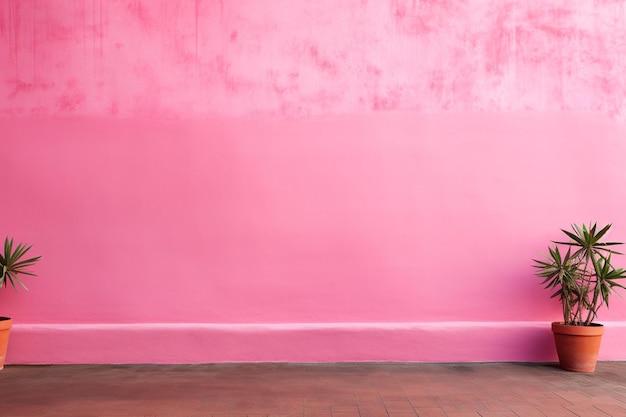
563;404;618;416
407;396;438;408
331;398;358;406
480;399;512;412
384;400;414;412
414;409;447;417
506;405;546;417
436;395;487;413
358;405;389;417
304;409;332;417
356;397;385;406
596;404;626;415
331;405;359;413
533;405;579;416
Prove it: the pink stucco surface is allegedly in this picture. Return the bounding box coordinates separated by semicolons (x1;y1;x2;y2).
2;1;626;363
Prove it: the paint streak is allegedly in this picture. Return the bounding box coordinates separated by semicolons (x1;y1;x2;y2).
194;0;199;76
9;0;19;77
8;79;50;99
126;0;151;30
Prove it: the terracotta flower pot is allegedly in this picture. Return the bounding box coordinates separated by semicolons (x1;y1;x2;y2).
552;322;604;373
0;317;12;370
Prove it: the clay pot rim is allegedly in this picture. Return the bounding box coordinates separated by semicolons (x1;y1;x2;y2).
0;317;12;331
552;321;604;336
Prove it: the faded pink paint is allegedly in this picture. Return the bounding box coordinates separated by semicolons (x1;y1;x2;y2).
2;1;626;364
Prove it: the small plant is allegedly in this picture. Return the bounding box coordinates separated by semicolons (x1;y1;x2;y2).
533;223;626;326
0;237;41;292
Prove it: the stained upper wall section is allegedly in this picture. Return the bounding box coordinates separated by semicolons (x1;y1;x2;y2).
1;0;625;119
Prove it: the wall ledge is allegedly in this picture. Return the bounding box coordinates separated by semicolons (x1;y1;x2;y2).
7;321;626;364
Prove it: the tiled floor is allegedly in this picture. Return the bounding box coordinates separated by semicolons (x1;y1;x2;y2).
1;362;626;417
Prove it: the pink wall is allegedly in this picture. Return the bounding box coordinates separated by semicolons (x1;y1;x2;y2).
2;0;626;364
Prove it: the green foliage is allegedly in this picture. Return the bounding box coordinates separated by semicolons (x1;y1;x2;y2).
0;237;41;292
533;223;626;326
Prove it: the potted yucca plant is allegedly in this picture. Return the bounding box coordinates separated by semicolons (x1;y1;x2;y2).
533;223;626;372
0;237;41;370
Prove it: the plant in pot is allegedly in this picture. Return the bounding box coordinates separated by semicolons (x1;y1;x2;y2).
0;237;41;370
533;222;626;372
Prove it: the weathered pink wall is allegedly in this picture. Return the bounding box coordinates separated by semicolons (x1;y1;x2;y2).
3;1;626;118
2;0;626;364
